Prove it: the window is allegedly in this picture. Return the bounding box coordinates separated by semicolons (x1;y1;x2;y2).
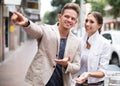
27;2;38;9
102;34;112;40
102;33;112;44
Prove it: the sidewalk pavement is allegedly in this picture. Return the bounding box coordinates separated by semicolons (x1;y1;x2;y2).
0;39;37;86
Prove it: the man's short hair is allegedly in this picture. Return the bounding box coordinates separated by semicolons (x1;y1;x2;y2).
61;3;80;17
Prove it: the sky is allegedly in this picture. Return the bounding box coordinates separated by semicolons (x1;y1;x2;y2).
40;0;53;18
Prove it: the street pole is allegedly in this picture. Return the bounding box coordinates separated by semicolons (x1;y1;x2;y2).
0;0;4;61
79;0;83;37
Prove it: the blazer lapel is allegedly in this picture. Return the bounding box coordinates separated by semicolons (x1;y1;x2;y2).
64;32;73;58
53;24;60;57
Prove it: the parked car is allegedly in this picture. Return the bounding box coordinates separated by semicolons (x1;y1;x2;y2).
101;30;120;66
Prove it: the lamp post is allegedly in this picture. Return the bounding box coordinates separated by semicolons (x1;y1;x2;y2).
0;0;4;61
79;0;83;37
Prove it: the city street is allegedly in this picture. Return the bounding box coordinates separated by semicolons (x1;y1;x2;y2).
0;39;120;86
0;0;120;86
0;39;37;86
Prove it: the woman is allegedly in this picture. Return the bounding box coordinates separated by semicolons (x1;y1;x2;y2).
74;12;111;86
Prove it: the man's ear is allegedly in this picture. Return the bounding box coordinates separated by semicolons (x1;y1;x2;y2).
57;14;62;21
73;18;78;27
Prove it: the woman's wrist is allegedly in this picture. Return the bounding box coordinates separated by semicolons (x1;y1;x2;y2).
87;72;91;77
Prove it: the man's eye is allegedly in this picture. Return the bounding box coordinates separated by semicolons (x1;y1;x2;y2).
65;15;69;18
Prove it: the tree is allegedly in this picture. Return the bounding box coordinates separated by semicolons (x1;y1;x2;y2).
91;2;106;16
42;0;73;24
42;11;57;25
106;0;120;19
84;0;106;16
42;0;107;24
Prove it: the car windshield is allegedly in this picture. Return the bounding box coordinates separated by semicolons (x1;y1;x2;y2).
112;33;120;45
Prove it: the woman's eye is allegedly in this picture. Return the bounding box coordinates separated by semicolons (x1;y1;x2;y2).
90;20;94;23
85;19;94;24
72;18;75;21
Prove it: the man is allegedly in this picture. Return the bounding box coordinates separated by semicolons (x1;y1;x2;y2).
11;3;81;86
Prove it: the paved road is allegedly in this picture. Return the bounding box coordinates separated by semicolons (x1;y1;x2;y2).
0;39;37;86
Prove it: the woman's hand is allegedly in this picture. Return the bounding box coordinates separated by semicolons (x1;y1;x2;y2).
74;72;90;84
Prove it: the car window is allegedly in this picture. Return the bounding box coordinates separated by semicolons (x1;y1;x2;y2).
102;33;112;40
102;33;112;44
102;31;120;45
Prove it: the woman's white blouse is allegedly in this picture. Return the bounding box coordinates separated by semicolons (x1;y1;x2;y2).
79;48;89;75
79;31;111;83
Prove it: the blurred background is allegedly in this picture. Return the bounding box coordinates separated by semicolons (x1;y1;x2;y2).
0;0;120;86
0;0;120;61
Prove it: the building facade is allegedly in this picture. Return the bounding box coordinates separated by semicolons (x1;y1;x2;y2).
0;0;41;62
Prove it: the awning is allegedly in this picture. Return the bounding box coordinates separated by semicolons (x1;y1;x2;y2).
4;0;22;5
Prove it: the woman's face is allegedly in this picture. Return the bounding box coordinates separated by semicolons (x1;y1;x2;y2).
84;14;101;36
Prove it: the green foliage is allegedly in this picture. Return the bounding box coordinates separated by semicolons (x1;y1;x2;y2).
43;0;75;24
42;0;120;24
84;0;106;16
74;0;80;5
91;2;106;16
51;0;72;7
106;0;120;19
42;11;57;25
